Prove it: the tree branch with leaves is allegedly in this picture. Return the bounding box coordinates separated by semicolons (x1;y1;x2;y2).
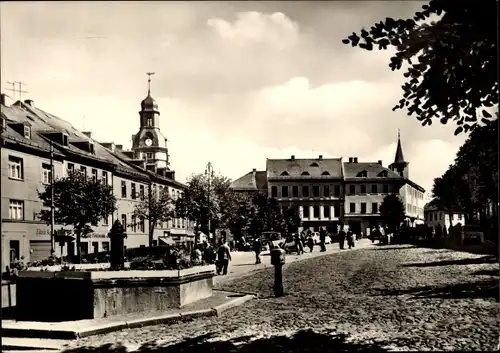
342;0;498;134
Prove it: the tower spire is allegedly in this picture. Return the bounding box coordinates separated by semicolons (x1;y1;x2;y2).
146;72;155;95
394;129;405;164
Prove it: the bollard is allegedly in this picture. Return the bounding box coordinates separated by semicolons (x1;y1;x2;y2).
270;248;286;297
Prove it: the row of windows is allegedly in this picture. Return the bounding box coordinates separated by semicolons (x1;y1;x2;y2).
302;205;339;218
271;185;342;198
278;169;389;178
348;184;390;195
7;198;187;230
348;202;379;214
120;181;182;200
8;155;56;185
425;212;462;222
270;184;392;198
67;163;109;184
408;187;424;200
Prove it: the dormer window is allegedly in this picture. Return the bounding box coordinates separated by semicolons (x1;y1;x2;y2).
357;170;368;177
378;170;388;177
62;134;68;146
310;162;319;167
321;171;330;176
280;171;289;176
23;125;31;138
301;171;310;176
89;142;95;155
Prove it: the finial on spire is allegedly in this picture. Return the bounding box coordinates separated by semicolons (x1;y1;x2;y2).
146;72;155;95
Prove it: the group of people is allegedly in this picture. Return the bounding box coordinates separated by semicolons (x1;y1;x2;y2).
184;239;232;275
337;227;356;250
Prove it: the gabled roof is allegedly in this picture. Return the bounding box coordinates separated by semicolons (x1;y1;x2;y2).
267;158;343;179
230;170;267;191
343;162;402;179
1;100;184;187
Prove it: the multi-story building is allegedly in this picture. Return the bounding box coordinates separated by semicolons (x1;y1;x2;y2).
388;133;426;225
230;134;426;236
424;202;464;232
1;79;193;270
343;157;405;236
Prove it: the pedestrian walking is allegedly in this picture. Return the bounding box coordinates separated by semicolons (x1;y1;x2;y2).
378;225;386;245
338;227;346;249
307;234;314;252
319;227;327;252
217;238;232;275
253;236;262;264
294;233;304;255
370;227;377;243
347;228;354;249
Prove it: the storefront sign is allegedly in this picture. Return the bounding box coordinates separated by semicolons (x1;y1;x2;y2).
36;229;50;236
81;233;108;239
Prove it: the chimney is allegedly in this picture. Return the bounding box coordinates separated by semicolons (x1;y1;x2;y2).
24;99;35;108
318;155;323;160
291;155;295;160
116;144;123;151
252;168;257;173
378;160;383;166
82;131;92;138
0;93;6;106
353;157;358;163
348;157;353;163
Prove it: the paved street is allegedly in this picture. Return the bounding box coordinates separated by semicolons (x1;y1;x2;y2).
62;244;499;352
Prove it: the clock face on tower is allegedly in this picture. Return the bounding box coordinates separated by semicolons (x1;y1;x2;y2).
145;138;153;146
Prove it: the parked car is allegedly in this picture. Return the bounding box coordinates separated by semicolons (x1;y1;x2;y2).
282;236;299;254
261;231;283;250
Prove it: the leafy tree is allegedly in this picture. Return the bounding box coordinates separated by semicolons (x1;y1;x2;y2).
132;185;175;256
342;0;498;134
379;194;406;233
431;166;462;227
175;173;238;245
38;170;117;263
282;204;302;235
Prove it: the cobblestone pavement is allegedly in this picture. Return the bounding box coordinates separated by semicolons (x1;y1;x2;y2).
63;245;499;352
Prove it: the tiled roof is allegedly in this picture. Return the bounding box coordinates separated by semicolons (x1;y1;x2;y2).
1;100;184;187
231;170;267;191
266;158;343;178
343;162;402;179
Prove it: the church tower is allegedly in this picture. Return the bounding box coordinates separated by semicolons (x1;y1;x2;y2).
131;73;170;172
389;130;409;178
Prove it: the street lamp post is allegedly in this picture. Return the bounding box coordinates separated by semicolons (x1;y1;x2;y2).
205;162;215;246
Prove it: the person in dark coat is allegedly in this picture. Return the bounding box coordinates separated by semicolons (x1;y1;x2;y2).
347;228;355;249
306;234;314;252
319;228;327;252
253;237;262;264
294;233;304;255
338;227;346;250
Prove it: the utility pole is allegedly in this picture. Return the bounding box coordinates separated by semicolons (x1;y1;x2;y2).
205;162;214;246
148;178;153;256
50;141;55;254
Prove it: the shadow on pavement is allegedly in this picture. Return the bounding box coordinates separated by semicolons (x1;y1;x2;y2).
472;269;499;277
401;255;498;268
371;246;416;251
62;330;390;353
371;278;499;301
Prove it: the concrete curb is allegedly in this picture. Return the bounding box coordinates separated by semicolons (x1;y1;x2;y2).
213;294;255;317
2;294;255;342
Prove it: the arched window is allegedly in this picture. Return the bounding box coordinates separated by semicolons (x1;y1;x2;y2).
309;162;319;167
280;171;289;176
357;170;367;177
301;171;310;176
321;171;330;176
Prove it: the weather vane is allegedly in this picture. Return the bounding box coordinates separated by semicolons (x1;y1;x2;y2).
146;72;155;94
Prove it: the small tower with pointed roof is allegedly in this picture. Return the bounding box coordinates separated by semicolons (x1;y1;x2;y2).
131;73;170;172
389;129;409;178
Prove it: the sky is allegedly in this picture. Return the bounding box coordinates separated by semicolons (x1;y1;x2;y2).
1;1;468;199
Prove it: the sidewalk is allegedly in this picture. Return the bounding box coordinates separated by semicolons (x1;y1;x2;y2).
1;290;254;351
215;239;375;286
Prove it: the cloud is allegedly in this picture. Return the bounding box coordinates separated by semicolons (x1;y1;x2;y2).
1;2;467;204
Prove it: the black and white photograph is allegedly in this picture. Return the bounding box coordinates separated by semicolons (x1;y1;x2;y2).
1;1;498;352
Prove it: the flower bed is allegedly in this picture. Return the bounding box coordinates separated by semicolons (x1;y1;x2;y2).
16;264;216;322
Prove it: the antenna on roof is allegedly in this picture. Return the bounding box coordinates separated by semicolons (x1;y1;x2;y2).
5;81;28;101
146;72;155;95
